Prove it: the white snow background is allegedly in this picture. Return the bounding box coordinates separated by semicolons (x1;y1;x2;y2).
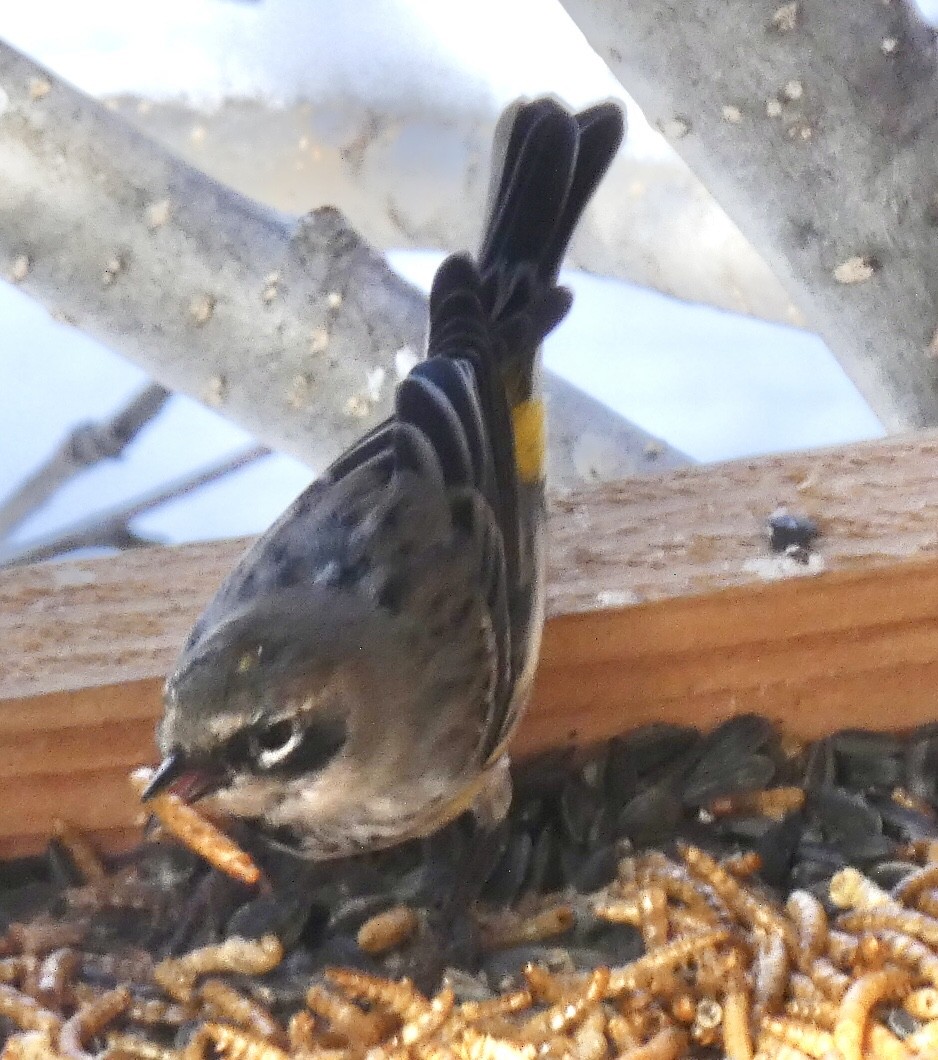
0;0;891;554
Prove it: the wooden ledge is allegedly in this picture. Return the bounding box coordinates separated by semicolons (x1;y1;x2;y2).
3;427;938;854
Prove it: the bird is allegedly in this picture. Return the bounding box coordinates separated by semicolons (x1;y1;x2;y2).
143;97;625;863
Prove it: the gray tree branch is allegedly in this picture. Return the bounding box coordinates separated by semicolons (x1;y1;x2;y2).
0;444;270;567
121;95;802;329
560;0;938;431
0;39;689;489
0;382;170;536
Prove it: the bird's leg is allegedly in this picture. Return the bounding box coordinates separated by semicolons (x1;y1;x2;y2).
407;808;511;992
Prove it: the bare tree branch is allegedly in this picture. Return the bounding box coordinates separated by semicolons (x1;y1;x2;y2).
0;39;689;487
0;38;424;466
0;444;269;568
121;96;803;329
545;380;690;479
0;382;170;536
560;0;938;431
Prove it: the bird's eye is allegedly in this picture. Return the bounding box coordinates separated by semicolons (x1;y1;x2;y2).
248;718;301;769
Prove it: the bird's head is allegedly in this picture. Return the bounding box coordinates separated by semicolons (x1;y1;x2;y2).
142;587;379;809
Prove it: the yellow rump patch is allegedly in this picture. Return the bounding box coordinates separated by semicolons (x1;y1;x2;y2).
511;398;546;483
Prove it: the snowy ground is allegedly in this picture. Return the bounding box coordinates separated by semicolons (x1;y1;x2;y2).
0;1;891;555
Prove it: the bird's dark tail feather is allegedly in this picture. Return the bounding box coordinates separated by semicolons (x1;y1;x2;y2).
412;99;623;742
425;97;624;500
476;97;625;386
428;97;624;394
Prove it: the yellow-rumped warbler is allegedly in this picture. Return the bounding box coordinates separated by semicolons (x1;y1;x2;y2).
143;97;625;860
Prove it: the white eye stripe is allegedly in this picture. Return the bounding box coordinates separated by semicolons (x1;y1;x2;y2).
252;721;303;769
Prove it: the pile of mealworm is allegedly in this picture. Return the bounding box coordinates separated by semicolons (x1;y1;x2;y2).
5;742;938;1057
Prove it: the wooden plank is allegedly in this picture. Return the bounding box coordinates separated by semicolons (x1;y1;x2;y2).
6;428;938;702
4;551;938;855
0;543;242;700
549;429;938;613
4;428;938;854
0;827;142;862
531;557;938;751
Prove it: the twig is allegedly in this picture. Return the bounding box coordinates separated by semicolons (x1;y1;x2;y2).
0;445;270;568
0;383;170;537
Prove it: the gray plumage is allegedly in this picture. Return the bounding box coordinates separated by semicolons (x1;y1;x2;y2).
150;97;625;858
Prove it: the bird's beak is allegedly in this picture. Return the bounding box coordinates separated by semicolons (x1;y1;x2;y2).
140;750;229;804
